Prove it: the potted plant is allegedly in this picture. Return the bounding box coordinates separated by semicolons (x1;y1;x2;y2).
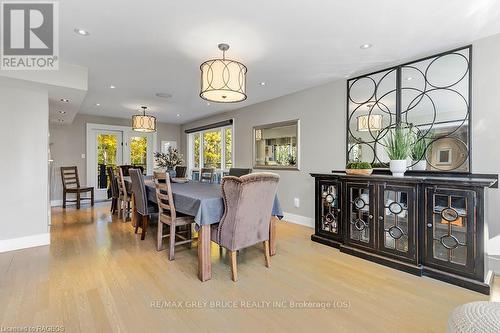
384;126;412;177
345;162;373;175
411;132;430;171
154;146;184;178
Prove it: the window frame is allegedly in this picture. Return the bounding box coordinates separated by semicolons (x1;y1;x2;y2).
188;124;234;173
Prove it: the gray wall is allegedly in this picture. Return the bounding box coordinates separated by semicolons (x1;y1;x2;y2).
181;79;347;221
50;114;180;201
181;32;500;271
0;83;49;242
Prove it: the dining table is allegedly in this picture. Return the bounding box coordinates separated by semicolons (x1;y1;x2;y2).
125;176;283;282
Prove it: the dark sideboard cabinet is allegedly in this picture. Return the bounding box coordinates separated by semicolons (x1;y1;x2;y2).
311;172;498;294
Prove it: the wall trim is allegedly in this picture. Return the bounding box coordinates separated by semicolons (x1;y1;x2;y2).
51;200;63;207
0;233;50;253
489;255;500;275
283;212;314;228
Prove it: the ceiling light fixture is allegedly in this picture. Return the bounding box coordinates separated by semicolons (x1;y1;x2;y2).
176;113;180;117
74;28;90;36
200;43;247;103
58;110;66;114
96;103;101;106
60;98;69;102
260;82;266;86
357;114;383;132
132;106;156;132
360;43;373;49
109;85;116;89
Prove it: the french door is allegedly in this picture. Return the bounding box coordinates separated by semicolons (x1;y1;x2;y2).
87;124;156;200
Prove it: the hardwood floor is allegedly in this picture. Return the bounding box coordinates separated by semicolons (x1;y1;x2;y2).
0;203;498;332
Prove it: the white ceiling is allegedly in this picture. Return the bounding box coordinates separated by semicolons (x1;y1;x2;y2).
58;0;500;124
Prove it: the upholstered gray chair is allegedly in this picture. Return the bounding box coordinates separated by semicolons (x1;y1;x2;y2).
129;169;158;240
228;168;252;177
211;172;280;281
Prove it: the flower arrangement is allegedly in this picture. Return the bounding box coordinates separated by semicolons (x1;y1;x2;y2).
154;147;184;170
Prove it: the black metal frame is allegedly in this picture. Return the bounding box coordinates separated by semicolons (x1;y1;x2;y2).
346;45;473;174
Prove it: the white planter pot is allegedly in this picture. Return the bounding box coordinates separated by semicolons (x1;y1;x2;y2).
390;160;407;177
412;160;427;171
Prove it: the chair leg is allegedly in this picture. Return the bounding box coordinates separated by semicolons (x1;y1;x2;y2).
91;189;94;206
168;222;176;261
157;218;164;251
110;199;115;213
126;201;131;221
134;214;139;234
263;241;271;268
141;215;149;240
76;192;81;209
229;250;238;282
62;191;66;209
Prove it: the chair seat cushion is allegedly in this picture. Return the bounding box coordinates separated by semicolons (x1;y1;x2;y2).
66;186;93;192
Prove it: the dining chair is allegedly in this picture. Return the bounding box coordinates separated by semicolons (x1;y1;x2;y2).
211;172;279;281
175;166;187;178
200;168;214;183
153;171;194;260
60;166;94;209
107;166;119;214
116;167;132;221
119;164;144;177
228;168;252;177
129;169;158;240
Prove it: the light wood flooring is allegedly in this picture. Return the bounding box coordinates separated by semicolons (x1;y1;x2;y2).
0;203;498;332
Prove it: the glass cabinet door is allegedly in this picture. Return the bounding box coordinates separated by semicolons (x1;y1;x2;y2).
377;185;416;262
425;187;478;278
317;181;341;241
346;182;375;249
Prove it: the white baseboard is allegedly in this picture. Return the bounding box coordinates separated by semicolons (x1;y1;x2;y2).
51;199;63;207
283;212;314;228
0;233;50;253
488;255;500;275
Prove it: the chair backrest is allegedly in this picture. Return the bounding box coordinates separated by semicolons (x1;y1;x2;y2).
217;172;280;251
60;166;81;189
119;165;144;176
153;171;177;219
228;168;252;177
116;167;129;201
129;169;148;215
107;166;119;199
175;166;187;178
200;168;214;183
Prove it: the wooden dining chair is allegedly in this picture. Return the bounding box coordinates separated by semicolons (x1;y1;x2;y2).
60;166;94;209
211;173;279;281
228;168;252;177
116;167;132;221
200;168;214;183
154;171;194;260
129;169;158;240
175;166;187;178
107;166;119;214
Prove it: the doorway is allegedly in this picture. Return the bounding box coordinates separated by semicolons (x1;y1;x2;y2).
86;123;156;200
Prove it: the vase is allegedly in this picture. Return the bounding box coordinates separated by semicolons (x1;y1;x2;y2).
412;160;427;171
389;160;407;177
167;168;176;179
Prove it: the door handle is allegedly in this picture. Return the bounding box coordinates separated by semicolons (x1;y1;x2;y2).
378;216;384;221
427;223;433;228
368;215;373;220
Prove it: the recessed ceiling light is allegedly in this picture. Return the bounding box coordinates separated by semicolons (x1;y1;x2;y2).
96;103;101;106
58;110;66;114
109;85;116;89
176;113;180;117
60;98;69;102
360;43;373;49
260;82;266;86
406;77;413;81
155;92;173;99
206;102;211;106
74;28;90;36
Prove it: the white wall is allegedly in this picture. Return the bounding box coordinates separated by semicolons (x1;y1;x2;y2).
0;82;49;252
181;80;347;224
472;33;500;272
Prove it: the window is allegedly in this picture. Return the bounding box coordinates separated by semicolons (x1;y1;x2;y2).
189;124;233;171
